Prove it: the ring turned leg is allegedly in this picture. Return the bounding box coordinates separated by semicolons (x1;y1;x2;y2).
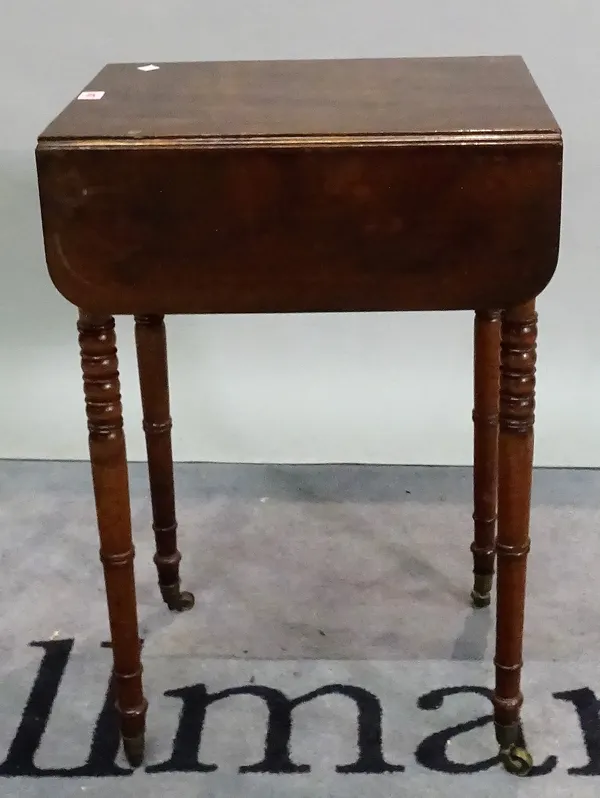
134;315;194;612
78;312;147;767
493;301;537;776
471;310;500;608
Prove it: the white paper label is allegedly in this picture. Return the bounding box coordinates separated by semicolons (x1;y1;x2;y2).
138;64;160;72
77;91;105;100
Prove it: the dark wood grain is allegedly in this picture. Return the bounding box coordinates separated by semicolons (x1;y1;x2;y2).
493;301;536;747
39;57;558;141
77;312;147;766
471;310;501;607
134;315;194;613
36;56;562;316
36;143;561;315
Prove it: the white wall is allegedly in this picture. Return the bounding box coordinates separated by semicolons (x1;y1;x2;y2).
0;1;597;465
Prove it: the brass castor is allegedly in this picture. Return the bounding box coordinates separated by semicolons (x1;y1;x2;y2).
471;589;491;608
123;732;145;768
470;574;493;608
500;745;533;776
160;583;195;612
495;721;533;776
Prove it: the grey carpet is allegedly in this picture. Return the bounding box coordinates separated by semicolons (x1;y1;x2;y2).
0;461;599;796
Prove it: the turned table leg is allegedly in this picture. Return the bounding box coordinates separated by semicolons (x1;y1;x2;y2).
78;312;147;767
493;300;537;776
471;310;501;608
134;315;194;612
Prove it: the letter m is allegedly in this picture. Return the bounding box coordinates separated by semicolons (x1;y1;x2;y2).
148;682;404;774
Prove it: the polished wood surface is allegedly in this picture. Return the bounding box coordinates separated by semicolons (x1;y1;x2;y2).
471;310;501;607
36;143;561;315
40;57;558;141
77;312;147;766
494;301;537;739
35;56;562;774
36;57;561;316
134;315;194;613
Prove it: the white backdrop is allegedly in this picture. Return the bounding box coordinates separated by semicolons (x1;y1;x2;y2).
0;1;597;465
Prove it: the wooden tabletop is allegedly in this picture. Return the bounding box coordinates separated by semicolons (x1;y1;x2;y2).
39;56;559;144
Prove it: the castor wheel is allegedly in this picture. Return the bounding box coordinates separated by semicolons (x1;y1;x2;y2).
500;744;533;776
123;732;145;768
470;589;491;608
160;584;195;612
470;574;492;608
168;590;195;612
496;721;532;776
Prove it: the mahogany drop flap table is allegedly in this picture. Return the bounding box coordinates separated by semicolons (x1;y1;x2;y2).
35;56;562;775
